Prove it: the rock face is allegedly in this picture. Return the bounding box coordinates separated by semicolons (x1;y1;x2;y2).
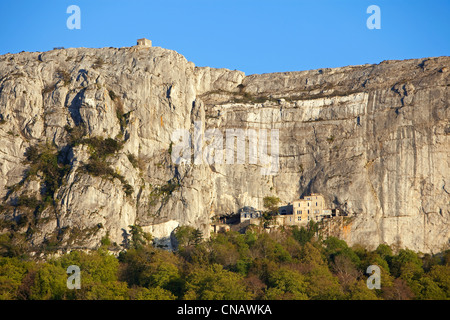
0;46;448;253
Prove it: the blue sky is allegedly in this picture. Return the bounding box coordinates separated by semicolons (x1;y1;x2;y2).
0;0;449;75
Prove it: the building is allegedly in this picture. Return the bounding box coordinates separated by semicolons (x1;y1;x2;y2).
278;204;293;215
211;195;339;232
279;193;332;226
137;38;152;47
210;223;230;233
239;206;262;222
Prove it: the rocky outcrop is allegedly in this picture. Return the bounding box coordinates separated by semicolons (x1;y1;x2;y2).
0;46;448;254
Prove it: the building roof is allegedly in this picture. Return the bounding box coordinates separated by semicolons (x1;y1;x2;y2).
239;206;258;213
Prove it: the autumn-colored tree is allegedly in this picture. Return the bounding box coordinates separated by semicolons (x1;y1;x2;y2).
381;278;415;300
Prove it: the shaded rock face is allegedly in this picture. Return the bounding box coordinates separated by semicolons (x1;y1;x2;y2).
0;46;448;253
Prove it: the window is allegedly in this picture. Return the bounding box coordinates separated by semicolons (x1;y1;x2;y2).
298;216;301;221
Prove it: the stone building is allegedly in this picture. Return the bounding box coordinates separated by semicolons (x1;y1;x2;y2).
239;206;262;222
279;193;331;226
137;38;152;47
210;223;230;233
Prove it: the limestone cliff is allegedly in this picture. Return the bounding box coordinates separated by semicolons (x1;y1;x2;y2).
0;46;448;254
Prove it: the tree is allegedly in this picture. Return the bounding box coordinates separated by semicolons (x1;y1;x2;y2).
324;236;360;267
174;226;203;248
416;276;446;300
299;242;327;270
28;263;68;300
346;280;379;300
389;249;424;288
129;286;176;300
428;265;450;298
52;248;124;299
375;243;393;259
263;196;281;214
354;245;389;274
381;278;415;300
55;249;120;284
84;281;129;300
118;246;183;297
192;229;204;245
0;257;35;299
128;225;152;250
331;254;360;290
184;264;252;300
305;265;344;300
292;221;318;246
142;260;182;296
266;266;308;300
243;275;267;299
210;238;240;268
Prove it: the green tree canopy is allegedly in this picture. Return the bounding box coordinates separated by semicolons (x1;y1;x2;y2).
184;264;252;300
263;196;281;214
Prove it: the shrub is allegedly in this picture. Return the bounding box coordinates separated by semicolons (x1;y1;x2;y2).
92;57;105;69
79;135;133;197
149;180;179;206
108;90;116;101
83;159;133;197
23;144;71;206
42;84;55;94
55;69;71;86
65;124;86;146
83;137;123;160
83;158;115;177
15;195;41;210
126;153;139;168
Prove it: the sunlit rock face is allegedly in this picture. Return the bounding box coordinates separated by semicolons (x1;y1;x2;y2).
0;47;448;253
